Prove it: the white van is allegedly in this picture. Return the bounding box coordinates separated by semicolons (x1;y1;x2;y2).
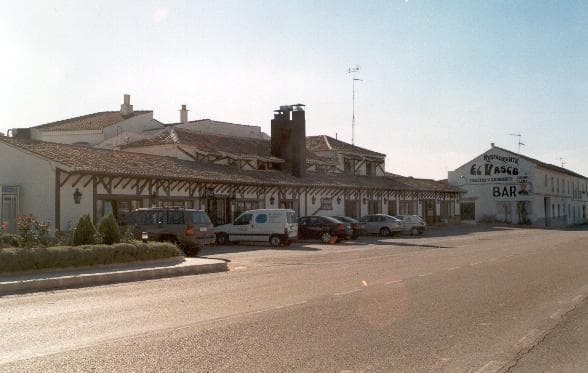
214;209;298;247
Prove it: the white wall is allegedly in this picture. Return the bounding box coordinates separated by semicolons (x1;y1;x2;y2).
0;142;56;233
174;120;269;139
31;128;105;145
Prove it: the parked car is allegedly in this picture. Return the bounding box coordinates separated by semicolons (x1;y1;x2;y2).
298;216;351;243
330;216;366;239
359;214;404;236
214;209;298;247
120;208;215;253
395;215;426;235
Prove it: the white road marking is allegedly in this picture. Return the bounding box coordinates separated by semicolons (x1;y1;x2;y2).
385;280;403;285
334;289;362;296
418;272;433;277
447;266;460;271
470;261;483;266
474;360;505;373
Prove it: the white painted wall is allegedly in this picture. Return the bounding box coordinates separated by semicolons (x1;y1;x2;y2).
31;128;104;145
174;119;269;139
0;142;56;233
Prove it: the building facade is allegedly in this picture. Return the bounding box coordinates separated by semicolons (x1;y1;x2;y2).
448;144;588;226
1;100;463;234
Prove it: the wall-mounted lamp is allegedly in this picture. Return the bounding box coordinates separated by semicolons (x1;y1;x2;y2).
336;196;341;204
73;188;82;204
363;197;367;204
311;195;316;204
269;196;275;205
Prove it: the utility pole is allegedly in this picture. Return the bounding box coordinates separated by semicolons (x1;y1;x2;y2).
509;133;525;154
558;157;566;168
347;65;362;145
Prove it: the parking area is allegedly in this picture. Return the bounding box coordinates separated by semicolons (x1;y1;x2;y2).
201;223;565;268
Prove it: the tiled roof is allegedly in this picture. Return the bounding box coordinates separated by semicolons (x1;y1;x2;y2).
0;136;460;193
32;111;152;132
306;135;386;158
385;174;463;193
122;128;337;165
493;146;587;179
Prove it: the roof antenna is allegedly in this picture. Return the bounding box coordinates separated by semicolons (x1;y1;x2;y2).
347;65;362;145
508;133;525;154
558;157;565;168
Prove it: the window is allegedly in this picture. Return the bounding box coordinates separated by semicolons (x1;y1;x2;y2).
551;177;554;192
544;174;548;187
255;214;268;224
366;161;376;176
190;211;212;225
557;178;559;193
145;210;166;225
344;158;356;175
234;213;252;225
286;211;296;223
320;197;333;210
167;211;184;224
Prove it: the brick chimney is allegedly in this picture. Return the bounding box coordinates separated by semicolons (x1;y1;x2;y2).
120;94;133;116
271;104;306;177
180;104;189;124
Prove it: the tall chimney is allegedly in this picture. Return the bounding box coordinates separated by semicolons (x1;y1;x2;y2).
120;94;133;116
180;104;189;124
270;104;306;178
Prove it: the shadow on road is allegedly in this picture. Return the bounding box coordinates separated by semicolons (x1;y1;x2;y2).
202;243;321;256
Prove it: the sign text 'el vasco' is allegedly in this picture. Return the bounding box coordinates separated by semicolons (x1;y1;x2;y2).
470;154;519;177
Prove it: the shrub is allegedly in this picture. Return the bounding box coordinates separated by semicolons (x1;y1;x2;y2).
121;226;136;243
73;215;98;246
16;215;50;248
0;242;182;274
0;232;20;248
98;214;121;245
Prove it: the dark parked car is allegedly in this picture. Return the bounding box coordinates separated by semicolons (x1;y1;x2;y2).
298;216;351;244
331;216;366;239
120;208;215;254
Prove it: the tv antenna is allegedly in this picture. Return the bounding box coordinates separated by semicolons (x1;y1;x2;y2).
508;133;525;154
558;157;566;168
347;65;362;145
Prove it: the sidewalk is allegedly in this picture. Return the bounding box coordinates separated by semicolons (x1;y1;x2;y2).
0;257;228;296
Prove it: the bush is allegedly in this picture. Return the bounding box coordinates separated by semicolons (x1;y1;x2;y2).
0;242;182;274
98;214;121;245
0;232;20;248
16;215;50;248
73;215;98;246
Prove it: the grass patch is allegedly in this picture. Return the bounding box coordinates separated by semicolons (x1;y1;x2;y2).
0;241;182;275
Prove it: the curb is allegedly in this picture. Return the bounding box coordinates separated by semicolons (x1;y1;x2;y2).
0;258;228;297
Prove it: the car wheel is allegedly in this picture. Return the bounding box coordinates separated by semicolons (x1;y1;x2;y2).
320;232;332;244
216;232;228;245
380;227;391;237
270;235;281;247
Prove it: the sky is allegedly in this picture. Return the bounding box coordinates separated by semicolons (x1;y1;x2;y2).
1;0;587;180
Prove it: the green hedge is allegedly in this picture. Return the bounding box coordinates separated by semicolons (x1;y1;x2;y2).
0;241;182;275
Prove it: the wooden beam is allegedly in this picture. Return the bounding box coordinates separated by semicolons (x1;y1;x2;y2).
71;174;85;188
83;176;93;188
122;178;134;190
59;172;72;188
55;169;61;233
113;177;125;190
137;179;150;195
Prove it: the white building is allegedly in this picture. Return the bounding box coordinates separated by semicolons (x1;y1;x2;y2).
448;144;588;226
0;103;462;234
11;94;163;147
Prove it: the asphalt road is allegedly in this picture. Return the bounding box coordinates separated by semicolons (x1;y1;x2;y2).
0;225;587;372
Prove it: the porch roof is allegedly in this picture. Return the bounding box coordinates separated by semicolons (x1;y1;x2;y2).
0;136;462;193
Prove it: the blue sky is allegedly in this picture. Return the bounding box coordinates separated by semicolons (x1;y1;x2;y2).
1;0;586;179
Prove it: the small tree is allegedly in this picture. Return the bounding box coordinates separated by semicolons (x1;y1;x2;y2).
98;214;121;245
73;215;98;246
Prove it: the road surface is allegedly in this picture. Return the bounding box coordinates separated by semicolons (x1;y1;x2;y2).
0;225;586;372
